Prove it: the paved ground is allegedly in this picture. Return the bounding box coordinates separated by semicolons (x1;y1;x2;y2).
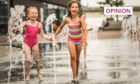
0;30;140;84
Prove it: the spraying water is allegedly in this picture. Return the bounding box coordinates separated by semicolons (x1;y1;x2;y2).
7;5;25;84
45;13;57;84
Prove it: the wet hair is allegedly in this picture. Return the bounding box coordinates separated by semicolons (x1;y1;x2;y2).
27;6;38;14
67;0;83;18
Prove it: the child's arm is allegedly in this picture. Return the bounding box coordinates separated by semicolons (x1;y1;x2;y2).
54;17;67;37
12;21;26;32
81;14;88;42
39;23;50;40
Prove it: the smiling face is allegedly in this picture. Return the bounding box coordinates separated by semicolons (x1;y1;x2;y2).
69;2;79;16
27;7;38;21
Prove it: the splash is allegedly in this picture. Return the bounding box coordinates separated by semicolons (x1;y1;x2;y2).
7;5;25;84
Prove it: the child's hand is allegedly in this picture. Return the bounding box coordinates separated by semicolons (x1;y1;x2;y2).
45;35;51;40
82;36;87;43
83;41;88;46
49;37;53;41
12;27;18;33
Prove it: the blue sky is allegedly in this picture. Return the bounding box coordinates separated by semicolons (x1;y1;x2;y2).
81;0;140;7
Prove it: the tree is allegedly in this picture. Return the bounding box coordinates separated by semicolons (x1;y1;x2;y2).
98;0;124;21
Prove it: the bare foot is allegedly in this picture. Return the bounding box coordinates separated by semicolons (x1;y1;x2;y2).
71;80;79;84
25;75;30;82
25;76;30;84
38;74;44;81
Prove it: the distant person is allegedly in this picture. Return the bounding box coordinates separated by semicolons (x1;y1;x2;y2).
102;18;109;27
13;6;50;82
99;18;109;31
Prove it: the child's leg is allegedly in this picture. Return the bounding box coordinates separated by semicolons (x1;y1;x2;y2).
24;43;31;81
67;40;77;80
32;44;43;80
75;42;83;77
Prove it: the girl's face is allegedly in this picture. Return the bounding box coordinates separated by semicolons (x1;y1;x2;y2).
28;8;38;21
69;3;79;16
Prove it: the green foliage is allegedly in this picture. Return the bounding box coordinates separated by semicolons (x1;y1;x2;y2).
98;0;124;7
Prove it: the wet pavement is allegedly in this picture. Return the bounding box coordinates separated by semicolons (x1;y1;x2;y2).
0;30;140;84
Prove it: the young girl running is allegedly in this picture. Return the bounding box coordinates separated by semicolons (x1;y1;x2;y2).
13;6;50;81
54;1;87;83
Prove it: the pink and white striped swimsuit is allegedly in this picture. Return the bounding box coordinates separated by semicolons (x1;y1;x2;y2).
68;24;83;45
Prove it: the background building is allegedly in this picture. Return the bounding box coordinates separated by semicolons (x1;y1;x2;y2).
0;0;69;35
0;0;9;35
